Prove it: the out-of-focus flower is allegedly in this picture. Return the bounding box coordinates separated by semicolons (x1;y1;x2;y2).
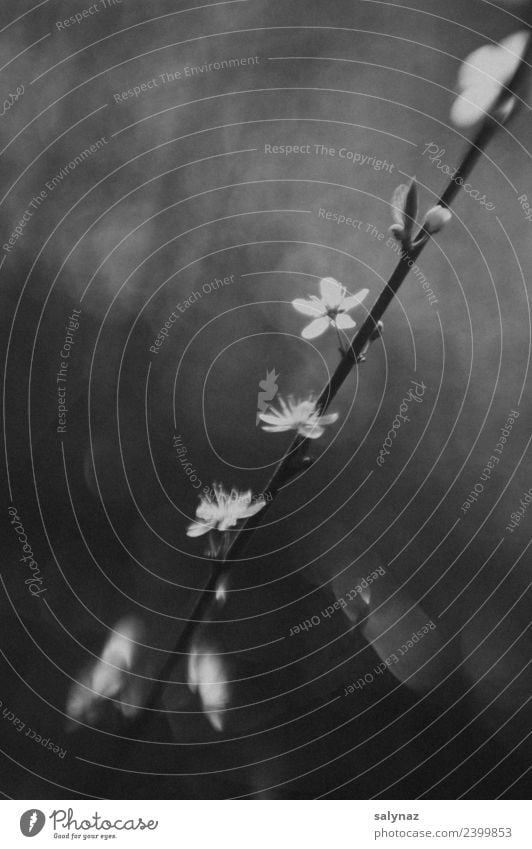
292;276;369;340
451;30;529;128
259;395;339;439
422;205;452;235
389;180;418;246
186;484;266;538
215;576;228;602
66;617;143;724
188;645;230;732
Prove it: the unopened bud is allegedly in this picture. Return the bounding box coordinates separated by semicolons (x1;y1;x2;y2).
389;180;418;245
423;205;452;234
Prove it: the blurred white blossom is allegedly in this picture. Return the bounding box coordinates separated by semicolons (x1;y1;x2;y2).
259;395;339;439
292;276;368;339
451;30;529;127
188;646;230;732
186;484;265;538
66;617;143;724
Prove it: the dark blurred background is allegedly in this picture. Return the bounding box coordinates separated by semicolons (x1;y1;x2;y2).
1;0;531;798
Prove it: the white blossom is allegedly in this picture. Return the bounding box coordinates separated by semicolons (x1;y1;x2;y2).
259;395;339;439
187;484;265;537
292;276;368;339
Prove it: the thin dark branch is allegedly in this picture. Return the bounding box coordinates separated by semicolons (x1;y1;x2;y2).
127;33;532;730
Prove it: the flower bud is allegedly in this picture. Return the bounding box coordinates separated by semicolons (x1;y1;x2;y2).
390;180;418;245
423;205;452;234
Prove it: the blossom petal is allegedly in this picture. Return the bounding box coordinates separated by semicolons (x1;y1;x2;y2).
458;31;528;92
261;424;293;432
334;313;356;330
240;499;266;518
258;411;285;425
292;298;323;317
278;396;293;417
319;412;339;426
187;520;213;537
450;85;499;127
319;276;344;308
453;31;529;127
497;30;529;76
342;289;369;312
458;46;496;92
301;317;329;339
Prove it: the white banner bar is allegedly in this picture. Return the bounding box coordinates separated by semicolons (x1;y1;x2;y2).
1;800;530;848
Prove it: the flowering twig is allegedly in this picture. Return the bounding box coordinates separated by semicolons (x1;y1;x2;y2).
217;30;532;563
127;27;532;730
